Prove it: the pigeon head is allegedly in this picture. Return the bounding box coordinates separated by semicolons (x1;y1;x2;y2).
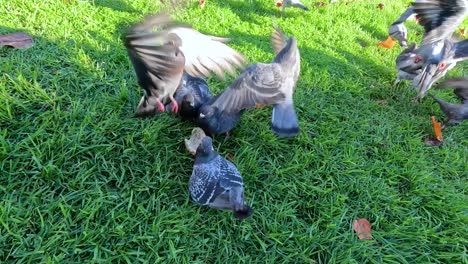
196;136;215;157
196;104;219;133
182;94;196;109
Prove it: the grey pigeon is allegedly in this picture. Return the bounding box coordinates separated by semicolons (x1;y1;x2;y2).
388;6;415;47
124;13;245;117
189;136;253;220
196;25;301;137
281;0;309;14
393;42;424;86
429;77;468;127
166;73;213;119
409;0;468;99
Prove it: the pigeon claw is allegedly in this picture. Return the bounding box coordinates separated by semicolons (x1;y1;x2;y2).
171;98;179;113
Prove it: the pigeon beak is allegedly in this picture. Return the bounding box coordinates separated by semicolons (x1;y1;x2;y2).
413;64;438;99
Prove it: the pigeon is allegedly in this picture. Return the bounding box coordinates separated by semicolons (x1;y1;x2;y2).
166;73;213;119
189;136;253;220
124;13;246;117
409;0;468;99
393;43;424;86
196;25;301;137
429;77;468;127
281;0;309;14
439;77;468;103
388;6;415;47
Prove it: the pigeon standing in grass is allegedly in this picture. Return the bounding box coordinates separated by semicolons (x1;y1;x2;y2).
196;25;301;137
124;13;245;117
166;73;213;119
388;6;415;47
189;136;253;220
429;77;468;127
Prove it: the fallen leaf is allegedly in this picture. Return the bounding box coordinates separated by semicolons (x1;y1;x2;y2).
199;0;205;8
353;218;373;240
226;153;234;160
0;32;34;49
256;104;266;108
431;116;443;142
423;137;442;147
184;127;207;156
376;99;388;105
460;28;466;37
377;3;384;9
377;36;397;49
314;1;327;7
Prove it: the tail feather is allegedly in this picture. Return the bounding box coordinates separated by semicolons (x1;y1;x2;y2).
272;102;299;137
293;3;309;10
233;204;253;220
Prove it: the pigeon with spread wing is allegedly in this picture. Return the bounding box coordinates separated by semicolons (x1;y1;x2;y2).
196;25;301;137
124;13;245;117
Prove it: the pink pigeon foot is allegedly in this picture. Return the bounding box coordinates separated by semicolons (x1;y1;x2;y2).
156;99;165;112
170;98;179;113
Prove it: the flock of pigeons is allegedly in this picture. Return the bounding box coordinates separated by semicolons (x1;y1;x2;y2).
390;0;468;125
122;0;467;219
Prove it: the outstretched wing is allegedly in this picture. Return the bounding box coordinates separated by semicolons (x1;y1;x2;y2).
413;0;468;45
210;63;286;112
124;14;186;95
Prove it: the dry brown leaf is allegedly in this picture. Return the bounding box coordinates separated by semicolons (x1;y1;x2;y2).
376;99;388;105
0;32;34;49
226;153;234;161
314;1;327;7
423;137;442;147
431;116;443;142
377;3;384;9
460;28;466;37
353;218;373;240
378;36;397;49
184;127;207;156
256;104;266;108
199;0;205;8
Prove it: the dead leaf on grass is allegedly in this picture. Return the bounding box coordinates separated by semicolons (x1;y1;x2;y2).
0;32;34;49
423;137;442;147
378;36;397;49
353;218;373;240
377;3;384;9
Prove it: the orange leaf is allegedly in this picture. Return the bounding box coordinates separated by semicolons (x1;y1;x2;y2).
256;104;266;108
431;116;443;142
276;1;283;7
353;218;373;240
460;28;466;37
378;36;397;49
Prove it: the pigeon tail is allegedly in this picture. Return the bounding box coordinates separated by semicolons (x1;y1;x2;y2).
294;3;309;10
272;101;299;137
233;205;253;220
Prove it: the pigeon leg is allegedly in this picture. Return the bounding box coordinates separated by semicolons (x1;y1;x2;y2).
156;99;165;112
170;96;179;113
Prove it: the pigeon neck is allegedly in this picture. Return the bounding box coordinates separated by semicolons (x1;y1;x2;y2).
195;150;217;163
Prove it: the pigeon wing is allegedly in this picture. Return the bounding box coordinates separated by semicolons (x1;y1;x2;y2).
210;63;286;112
413;0;468;45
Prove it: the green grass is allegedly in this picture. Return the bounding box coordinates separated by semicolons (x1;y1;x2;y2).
1;0;467;262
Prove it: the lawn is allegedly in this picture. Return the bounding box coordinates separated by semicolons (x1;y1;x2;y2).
0;0;467;263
